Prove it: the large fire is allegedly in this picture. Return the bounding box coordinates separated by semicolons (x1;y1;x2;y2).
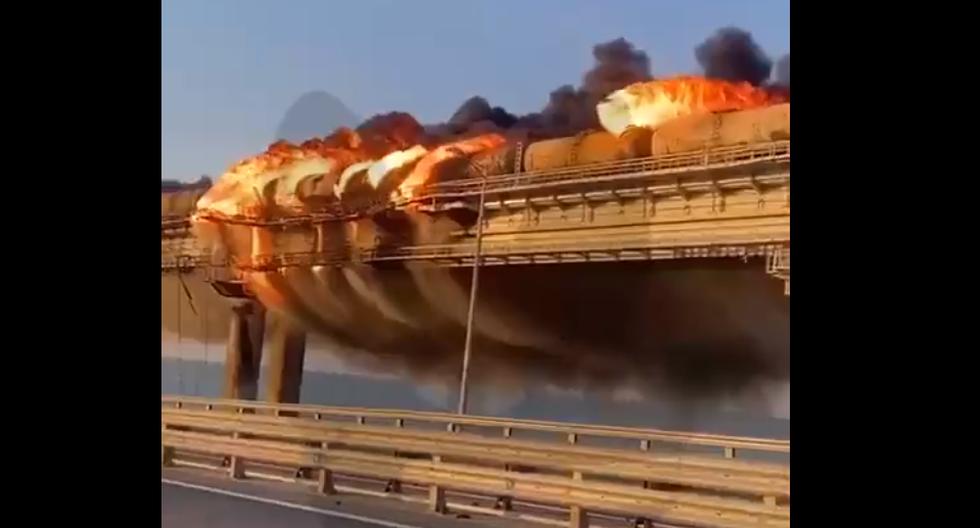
171;32;792;403
193;114;424;221
597;76;787;136
193;76;787;223
394;133;508;200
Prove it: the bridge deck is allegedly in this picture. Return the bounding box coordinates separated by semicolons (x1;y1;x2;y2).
161;140;789;292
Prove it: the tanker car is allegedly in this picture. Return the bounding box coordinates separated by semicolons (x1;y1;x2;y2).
455;103;789;183
162;104;789;219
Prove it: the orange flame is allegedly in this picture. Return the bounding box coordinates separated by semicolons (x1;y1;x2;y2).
395;133;507;199
597;76;787;136
194;114;426;221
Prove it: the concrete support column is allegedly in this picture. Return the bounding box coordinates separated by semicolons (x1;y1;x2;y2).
223;302;265;400
264;317;307;404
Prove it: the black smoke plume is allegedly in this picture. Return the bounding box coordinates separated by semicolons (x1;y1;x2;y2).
774;53;790;87
695;27;772;86
438;37;653;140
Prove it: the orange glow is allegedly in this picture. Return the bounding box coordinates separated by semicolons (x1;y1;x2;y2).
395;133;507;199
193;114;426;222
597;76;787;136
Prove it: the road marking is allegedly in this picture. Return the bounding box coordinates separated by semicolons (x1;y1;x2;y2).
162;478;426;528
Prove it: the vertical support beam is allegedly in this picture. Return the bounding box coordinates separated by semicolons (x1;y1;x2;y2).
314;223;325;257
250;225;266;266
223;302;265;400
264;316;307;404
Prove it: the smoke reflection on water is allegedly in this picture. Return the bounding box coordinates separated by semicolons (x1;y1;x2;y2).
161;356;788;440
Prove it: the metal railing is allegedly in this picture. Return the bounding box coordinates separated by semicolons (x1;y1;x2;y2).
162;237;787;273
163;395;788;456
162;396;789;528
404;141;789;202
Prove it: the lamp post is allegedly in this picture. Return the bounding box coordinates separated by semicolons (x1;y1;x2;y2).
457;173;488;415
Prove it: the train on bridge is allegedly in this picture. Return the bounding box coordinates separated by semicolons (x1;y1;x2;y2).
161;79;790;410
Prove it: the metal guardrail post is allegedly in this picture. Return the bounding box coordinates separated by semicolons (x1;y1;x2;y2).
569;471;588;528
227;407;247;478
229;450;246;479
162;445;174;466
317;442;335;495
569;506;588;528
429;485;447;513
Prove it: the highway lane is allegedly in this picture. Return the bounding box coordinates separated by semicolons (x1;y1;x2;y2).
163;481;415;528
162;469;538;528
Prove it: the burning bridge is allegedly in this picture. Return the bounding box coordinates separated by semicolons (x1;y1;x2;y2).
162;138;789;405
161;140;791;528
162;140;789;292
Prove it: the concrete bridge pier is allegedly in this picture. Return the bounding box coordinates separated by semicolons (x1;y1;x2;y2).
264;316;307;404
223;302;266;400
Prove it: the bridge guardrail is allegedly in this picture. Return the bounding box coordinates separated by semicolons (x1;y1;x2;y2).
162;396;789;528
403;141;789;202
163;396;788;457
162;234;788;272
164;408;789;494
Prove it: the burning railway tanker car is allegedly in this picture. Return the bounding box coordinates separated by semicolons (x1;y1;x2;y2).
163;77;791;398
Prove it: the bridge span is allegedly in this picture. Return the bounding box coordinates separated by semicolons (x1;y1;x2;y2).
161;141;791;527
163;141;788;286
161;140;790;413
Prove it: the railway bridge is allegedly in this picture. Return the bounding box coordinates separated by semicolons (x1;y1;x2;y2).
163;141;788;282
162;139;789;405
161;141;790;527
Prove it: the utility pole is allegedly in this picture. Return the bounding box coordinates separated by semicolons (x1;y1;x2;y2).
457;175;488;415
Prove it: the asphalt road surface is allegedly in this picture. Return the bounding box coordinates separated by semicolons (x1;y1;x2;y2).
162;482;405;528
162;468;538;528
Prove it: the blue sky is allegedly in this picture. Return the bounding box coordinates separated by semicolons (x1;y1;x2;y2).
162;0;789;181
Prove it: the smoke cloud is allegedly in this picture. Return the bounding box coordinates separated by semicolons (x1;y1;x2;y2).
774;53;790;87
695;27;773;86
439;37;653;140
